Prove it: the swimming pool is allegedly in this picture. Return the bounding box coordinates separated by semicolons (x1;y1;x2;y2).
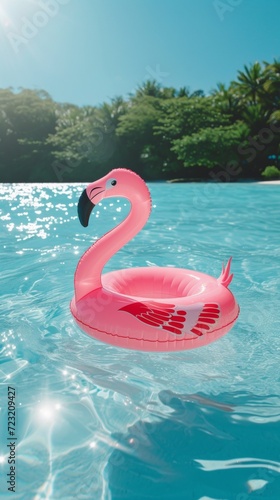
0;181;279;499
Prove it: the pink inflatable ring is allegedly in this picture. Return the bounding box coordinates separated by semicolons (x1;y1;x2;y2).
70;169;239;351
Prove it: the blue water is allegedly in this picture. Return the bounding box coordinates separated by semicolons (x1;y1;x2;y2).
0;181;279;499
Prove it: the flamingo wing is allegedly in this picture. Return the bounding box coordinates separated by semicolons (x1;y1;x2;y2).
119;301;221;338
189;303;221;337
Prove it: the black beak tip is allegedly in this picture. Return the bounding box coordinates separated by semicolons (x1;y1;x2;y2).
78;189;95;227
81;219;88;228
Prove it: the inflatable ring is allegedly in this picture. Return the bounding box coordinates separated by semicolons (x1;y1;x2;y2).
70;169;239;351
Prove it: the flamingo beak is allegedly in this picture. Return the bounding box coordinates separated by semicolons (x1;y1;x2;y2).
78;189;95;227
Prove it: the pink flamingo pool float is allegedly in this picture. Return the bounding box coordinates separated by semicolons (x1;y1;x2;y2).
71;168;239;351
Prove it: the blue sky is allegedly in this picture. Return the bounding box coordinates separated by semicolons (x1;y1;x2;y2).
0;0;279;106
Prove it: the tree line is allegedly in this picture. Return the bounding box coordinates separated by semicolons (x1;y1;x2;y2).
0;59;279;183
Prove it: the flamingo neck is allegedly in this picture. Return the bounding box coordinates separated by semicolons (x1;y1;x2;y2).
74;196;151;302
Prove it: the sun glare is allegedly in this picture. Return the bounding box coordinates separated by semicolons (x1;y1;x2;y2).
0;0;34;28
35;401;62;425
0;3;11;28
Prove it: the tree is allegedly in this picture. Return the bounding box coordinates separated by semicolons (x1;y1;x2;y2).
156;96;231;143
230;61;280;175
0;88;56;181
153;95;232;175
134;80;163;99
172;122;249;179
211;82;242;122
0;58;279;182
47;104;121;181
232;62;266;105
116;95;163;178
263;59;280;108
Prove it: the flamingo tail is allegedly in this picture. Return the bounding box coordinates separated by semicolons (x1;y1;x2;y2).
217;257;233;288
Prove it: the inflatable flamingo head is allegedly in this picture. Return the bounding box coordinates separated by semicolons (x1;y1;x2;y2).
78;168;151;227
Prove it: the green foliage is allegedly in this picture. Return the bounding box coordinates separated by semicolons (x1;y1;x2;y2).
47;106;116;179
117;96;160;140
46;98;127;181
156;96;230;141
261;166;280;180
211;83;242;123
0;58;279;182
116;95;163;178
232;62;266;105
173;123;249;169
0;88;56;181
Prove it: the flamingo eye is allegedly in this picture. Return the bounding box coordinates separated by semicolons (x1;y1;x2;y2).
106;178;117;189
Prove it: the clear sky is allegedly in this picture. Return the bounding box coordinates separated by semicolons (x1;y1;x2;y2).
0;0;279;106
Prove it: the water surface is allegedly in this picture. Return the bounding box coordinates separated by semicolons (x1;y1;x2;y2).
0;182;279;499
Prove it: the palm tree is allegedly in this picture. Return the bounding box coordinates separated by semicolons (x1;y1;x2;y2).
177;86;190;98
135;80;162;98
263;59;280;108
241;104;271;135
211;82;242;122
100;96;128;130
190;89;205;98
232;62;266;105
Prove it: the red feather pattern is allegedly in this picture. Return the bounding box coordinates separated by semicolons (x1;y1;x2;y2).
119;301;220;338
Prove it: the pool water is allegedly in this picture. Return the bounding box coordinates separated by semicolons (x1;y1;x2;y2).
0;181;279;499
